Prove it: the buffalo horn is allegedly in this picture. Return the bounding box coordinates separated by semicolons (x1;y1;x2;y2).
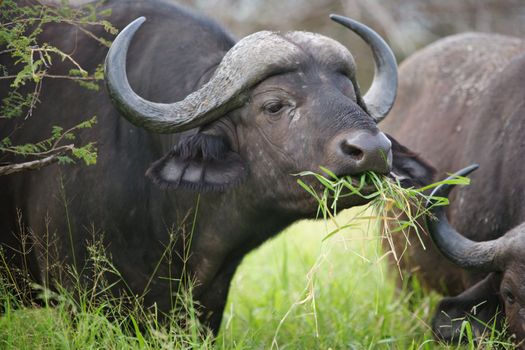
105;17;309;133
425;164;503;271
330;15;398;123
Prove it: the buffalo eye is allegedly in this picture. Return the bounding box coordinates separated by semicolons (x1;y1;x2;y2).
503;289;515;305
263;100;285;115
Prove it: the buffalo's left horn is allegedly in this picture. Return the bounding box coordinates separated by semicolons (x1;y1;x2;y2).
330;15;398;123
425;164;503;271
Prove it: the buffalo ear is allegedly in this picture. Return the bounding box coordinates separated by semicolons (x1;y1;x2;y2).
387;134;436;187
432;273;505;343
146;133;246;191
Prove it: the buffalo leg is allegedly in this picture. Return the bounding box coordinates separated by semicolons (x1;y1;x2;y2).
196;258;241;336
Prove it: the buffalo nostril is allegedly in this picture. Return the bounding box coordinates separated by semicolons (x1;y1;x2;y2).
341;141;364;161
333;131;392;175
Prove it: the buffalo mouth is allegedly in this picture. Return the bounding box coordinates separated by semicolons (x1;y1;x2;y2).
342;174;381;196
325;178;379;212
333;169;394;195
296;167;396;214
319;170;389;203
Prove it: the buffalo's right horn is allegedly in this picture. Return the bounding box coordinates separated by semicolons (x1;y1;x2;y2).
330;15;398;123
425;164;504;272
105;18;306;134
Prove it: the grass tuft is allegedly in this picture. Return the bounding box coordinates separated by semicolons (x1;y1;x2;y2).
296;168;470;258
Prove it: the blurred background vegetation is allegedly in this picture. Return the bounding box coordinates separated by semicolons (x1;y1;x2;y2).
191;0;525;90
58;0;525;89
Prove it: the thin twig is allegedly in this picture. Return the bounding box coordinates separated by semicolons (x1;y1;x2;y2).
43;74;97;80
63;20;113;47
0;144;74;176
51;122;88;149
25;77;42;119
0;49;15;55
32;47;87;74
0;144;74;157
0;74;97;81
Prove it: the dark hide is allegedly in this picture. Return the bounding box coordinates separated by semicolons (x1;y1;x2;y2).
382;33;525;345
0;0;397;334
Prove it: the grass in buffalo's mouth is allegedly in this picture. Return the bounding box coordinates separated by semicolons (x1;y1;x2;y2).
296;167;471;253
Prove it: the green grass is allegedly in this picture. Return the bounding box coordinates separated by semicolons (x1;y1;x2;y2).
0;209;514;349
0;171;514;349
220;212;440;349
296;169;471;243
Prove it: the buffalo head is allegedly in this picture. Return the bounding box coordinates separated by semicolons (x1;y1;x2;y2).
427;166;525;345
104;15;397;214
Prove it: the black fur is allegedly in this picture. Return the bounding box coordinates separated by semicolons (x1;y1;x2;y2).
175;133;230;161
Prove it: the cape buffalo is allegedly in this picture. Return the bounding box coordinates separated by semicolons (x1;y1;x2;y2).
0;0;405;333
381;33;525;345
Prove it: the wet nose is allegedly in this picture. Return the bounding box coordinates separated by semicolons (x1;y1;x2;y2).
339;131;392;175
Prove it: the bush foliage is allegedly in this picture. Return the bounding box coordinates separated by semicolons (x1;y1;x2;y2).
0;0;117;175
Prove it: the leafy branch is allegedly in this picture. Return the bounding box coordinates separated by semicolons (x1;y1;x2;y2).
0;116;98;175
0;0;117;175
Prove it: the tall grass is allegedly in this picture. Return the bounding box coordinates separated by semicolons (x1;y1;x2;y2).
219;212;515;349
0;172;516;349
0;234;215;349
1;214;515;349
